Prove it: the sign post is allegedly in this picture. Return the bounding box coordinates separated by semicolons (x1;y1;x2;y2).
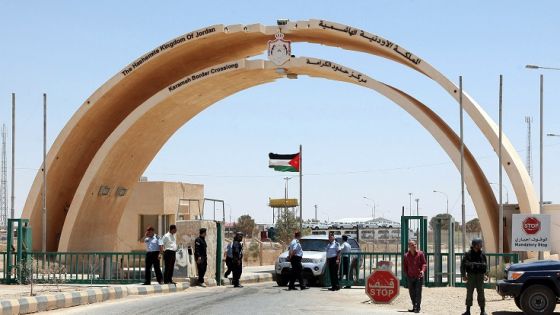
512;214;550;252
365;269;399;304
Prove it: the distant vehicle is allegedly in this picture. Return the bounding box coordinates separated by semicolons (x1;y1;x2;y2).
311;223;330;230
303;223;331;230
378;222;400;228
274;235;360;287
359;222;379;229
497;260;560;315
333;223;355;229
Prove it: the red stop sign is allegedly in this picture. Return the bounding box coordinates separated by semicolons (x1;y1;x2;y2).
522;217;541;235
365;270;399;303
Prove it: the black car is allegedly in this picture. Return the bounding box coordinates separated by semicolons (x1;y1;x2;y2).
497;260;560;315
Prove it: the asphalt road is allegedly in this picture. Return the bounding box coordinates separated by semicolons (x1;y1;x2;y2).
50;283;399;315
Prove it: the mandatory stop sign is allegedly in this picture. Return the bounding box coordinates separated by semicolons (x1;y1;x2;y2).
365;270;400;303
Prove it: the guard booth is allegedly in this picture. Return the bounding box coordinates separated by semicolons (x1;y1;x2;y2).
5;219;32;284
400;216;427;287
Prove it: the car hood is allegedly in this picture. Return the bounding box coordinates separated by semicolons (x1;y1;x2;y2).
508;260;560;272
278;251;327;260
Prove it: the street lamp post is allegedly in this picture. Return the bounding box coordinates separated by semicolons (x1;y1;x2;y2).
433;190;449;214
547;133;560;137
363;196;376;219
489;182;509;204
365;203;375;219
408;193;413;216
283;177;292;221
225;203;233;224
415;198;420;216
525;64;560;260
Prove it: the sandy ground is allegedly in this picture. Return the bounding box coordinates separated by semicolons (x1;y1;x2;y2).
0;284;91;299
355;286;525;314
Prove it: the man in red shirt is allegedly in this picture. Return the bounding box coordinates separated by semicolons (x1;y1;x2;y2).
403;240;426;313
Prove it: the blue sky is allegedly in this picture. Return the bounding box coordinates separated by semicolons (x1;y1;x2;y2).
0;1;559;224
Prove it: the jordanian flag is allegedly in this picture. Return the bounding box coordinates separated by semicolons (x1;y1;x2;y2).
269;153;300;172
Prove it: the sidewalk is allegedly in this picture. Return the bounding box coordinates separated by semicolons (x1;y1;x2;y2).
0;265;275;315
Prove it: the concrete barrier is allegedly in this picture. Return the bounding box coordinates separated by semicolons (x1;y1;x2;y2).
0;286;128;315
0;283;189;315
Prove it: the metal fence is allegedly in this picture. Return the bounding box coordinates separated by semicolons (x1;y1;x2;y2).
452;252;519;288
337;251;518;289
338;252;401;287
2;251;147;284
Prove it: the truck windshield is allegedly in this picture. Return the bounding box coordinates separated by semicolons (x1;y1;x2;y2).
300;239;329;251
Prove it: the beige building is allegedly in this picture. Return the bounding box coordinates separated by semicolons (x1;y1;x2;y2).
116;180;204;252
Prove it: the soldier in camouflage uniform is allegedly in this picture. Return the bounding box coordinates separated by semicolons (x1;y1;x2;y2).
460;238;488;315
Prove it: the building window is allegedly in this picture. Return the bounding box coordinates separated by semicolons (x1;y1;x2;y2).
139;214;175;240
139;215;158;240
161;214;174;233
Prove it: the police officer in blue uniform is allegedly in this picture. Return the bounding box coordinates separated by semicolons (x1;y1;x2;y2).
288;231;308;290
143;226;163;285
224;240;233;279
326;231;341;291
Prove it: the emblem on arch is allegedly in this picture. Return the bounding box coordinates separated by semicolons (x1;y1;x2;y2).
267;33;291;66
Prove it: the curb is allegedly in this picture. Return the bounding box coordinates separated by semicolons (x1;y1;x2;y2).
220;272;274;286
127;282;189;295
240;272;273;284
0;283;189;315
0;286;129;315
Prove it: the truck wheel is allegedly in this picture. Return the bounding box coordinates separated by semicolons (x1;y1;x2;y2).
276;275;288;287
514;296;521;310
520;284;556;315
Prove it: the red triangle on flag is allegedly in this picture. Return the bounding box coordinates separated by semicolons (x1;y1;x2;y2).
289;154;300;172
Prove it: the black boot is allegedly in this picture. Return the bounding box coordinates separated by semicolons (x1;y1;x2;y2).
462;306;471;315
480;307;487;315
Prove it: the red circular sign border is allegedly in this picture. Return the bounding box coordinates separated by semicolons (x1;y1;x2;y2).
365;270;400;304
522;216;541;235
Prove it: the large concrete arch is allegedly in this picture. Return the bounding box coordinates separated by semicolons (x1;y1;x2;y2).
57;57;500;252
22;20;534;251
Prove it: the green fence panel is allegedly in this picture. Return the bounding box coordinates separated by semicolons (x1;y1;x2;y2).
339;252;402;287
335;251;518;289
452;252;518;289
1;252;149;285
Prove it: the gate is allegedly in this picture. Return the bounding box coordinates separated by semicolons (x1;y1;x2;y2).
400;216;427;287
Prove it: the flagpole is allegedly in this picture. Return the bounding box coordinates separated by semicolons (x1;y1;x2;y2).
299;144;302;231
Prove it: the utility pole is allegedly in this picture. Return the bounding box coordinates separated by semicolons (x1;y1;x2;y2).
408;193;412;216
460;76;467;253
433;190;449;215
538;74;544;261
415;198;420;216
363;196;375;219
498;75;504;254
314;204;317;221
525;116;533;181
0;124;7;228
283;177;291;222
42;93;47;252
10;93;15;221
